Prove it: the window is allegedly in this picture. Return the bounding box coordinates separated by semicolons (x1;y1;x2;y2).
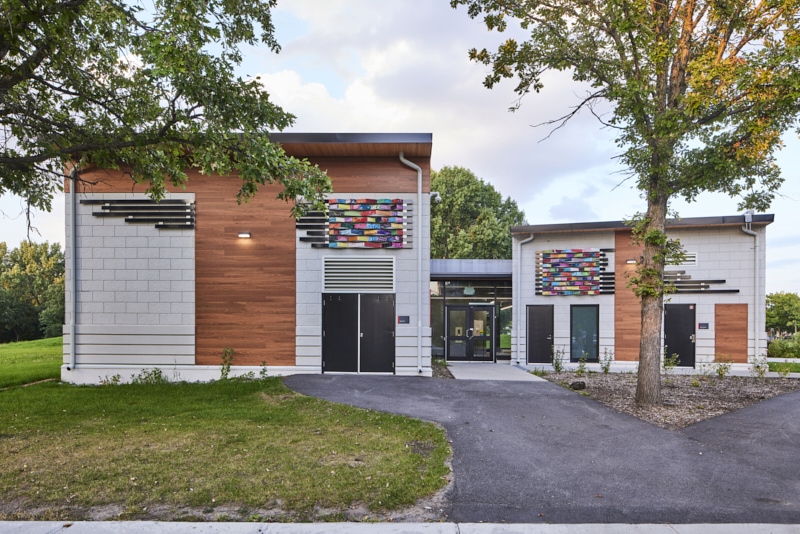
570;305;599;362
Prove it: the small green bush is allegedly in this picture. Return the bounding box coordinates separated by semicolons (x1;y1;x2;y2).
768;339;800;359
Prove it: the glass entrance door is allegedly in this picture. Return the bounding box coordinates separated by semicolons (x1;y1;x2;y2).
446;305;494;362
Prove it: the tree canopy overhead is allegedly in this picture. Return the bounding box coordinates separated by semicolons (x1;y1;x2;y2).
0;0;330;216
431;166;525;260
452;0;800;405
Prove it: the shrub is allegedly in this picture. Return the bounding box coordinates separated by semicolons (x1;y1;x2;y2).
551;346;566;373
768;339;800;359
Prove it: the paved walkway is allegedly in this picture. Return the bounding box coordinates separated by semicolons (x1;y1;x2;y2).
284;374;800;525
4;521;800;533
447;362;545;381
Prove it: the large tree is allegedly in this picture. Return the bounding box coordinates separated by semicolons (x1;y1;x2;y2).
766;291;800;335
453;0;800;405
0;0;330;216
431;166;525;259
0;241;64;342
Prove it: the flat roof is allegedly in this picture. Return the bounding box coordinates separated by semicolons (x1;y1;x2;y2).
511;214;774;235
430;259;512;280
268;132;433;159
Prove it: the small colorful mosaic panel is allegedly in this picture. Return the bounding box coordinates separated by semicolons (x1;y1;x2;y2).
327;198;411;248
537;249;603;295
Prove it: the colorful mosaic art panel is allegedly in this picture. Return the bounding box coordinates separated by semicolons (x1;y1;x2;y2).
537;249;603;295
327;198;411;249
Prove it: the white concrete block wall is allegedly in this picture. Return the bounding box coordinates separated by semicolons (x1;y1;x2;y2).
513;232;616;363
63;192;195;382
513;224;767;369
295;193;431;375
667;225;766;364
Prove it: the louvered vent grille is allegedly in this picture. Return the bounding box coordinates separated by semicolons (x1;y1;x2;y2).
323;258;395;293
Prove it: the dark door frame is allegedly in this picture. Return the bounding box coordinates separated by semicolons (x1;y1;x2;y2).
322;293;395;374
527;304;554;364
445;304;495;362
664;303;696;368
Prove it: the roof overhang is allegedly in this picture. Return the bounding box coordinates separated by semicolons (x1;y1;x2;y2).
430;259;513;280
268;132;432;159
510;214;774;236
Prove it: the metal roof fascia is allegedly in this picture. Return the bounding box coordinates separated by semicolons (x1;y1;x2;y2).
267;132;433;144
510;214;774;235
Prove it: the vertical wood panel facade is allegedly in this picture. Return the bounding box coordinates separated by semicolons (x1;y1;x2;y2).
306;157;430;193
715;304;748;363
614;230;643;361
72;168;298;367
73;152;430;369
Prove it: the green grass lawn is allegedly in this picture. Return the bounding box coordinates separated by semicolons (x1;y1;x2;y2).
0;337;62;388
0;377;450;521
769;361;800;374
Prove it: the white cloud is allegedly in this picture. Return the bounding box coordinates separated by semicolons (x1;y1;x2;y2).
4;0;800;293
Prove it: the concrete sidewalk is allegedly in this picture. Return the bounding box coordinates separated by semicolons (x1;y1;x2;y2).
3;522;800;533
447;362;545;381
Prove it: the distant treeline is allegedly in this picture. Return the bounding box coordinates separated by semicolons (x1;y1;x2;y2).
0;241;64;343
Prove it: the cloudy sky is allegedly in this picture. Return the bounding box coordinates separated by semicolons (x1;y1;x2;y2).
2;0;799;292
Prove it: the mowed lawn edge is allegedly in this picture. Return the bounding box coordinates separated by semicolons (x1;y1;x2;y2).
0;337;62;389
0;377;451;521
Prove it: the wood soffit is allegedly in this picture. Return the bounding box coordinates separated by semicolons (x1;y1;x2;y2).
269;133;433;159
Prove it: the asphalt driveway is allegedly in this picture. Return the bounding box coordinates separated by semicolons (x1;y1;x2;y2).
283;374;800;524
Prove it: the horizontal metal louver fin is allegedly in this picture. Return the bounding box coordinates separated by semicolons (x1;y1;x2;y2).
323;258;395;293
84;198;195;230
677;252;698;266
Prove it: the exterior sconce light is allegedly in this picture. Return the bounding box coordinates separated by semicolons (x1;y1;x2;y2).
626;259;637;264
238;232;251;239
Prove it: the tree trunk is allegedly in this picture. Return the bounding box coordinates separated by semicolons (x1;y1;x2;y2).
635;191;669;407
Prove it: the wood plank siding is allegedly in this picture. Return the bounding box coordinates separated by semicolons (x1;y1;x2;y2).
305;157;430;193
74;168;298;366
715;304;748;363
614;230;643;361
72;145;429;368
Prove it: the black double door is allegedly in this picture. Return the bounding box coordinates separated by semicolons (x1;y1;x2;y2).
527;305;554;364
446;305;494;361
664;303;696;367
322;293;395;373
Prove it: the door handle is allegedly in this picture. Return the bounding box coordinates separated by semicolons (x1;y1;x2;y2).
466;328;474;339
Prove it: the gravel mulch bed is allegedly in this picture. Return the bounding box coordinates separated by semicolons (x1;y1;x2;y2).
432;358;454;379
544;372;800;429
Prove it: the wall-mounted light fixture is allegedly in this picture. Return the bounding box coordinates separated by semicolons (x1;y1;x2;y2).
238;232;251;239
626;259;637;264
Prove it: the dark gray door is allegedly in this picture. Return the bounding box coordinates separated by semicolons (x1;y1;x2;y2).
360;294;395;373
322;294;358;372
664;304;696;368
527;305;554;364
322;293;395;373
